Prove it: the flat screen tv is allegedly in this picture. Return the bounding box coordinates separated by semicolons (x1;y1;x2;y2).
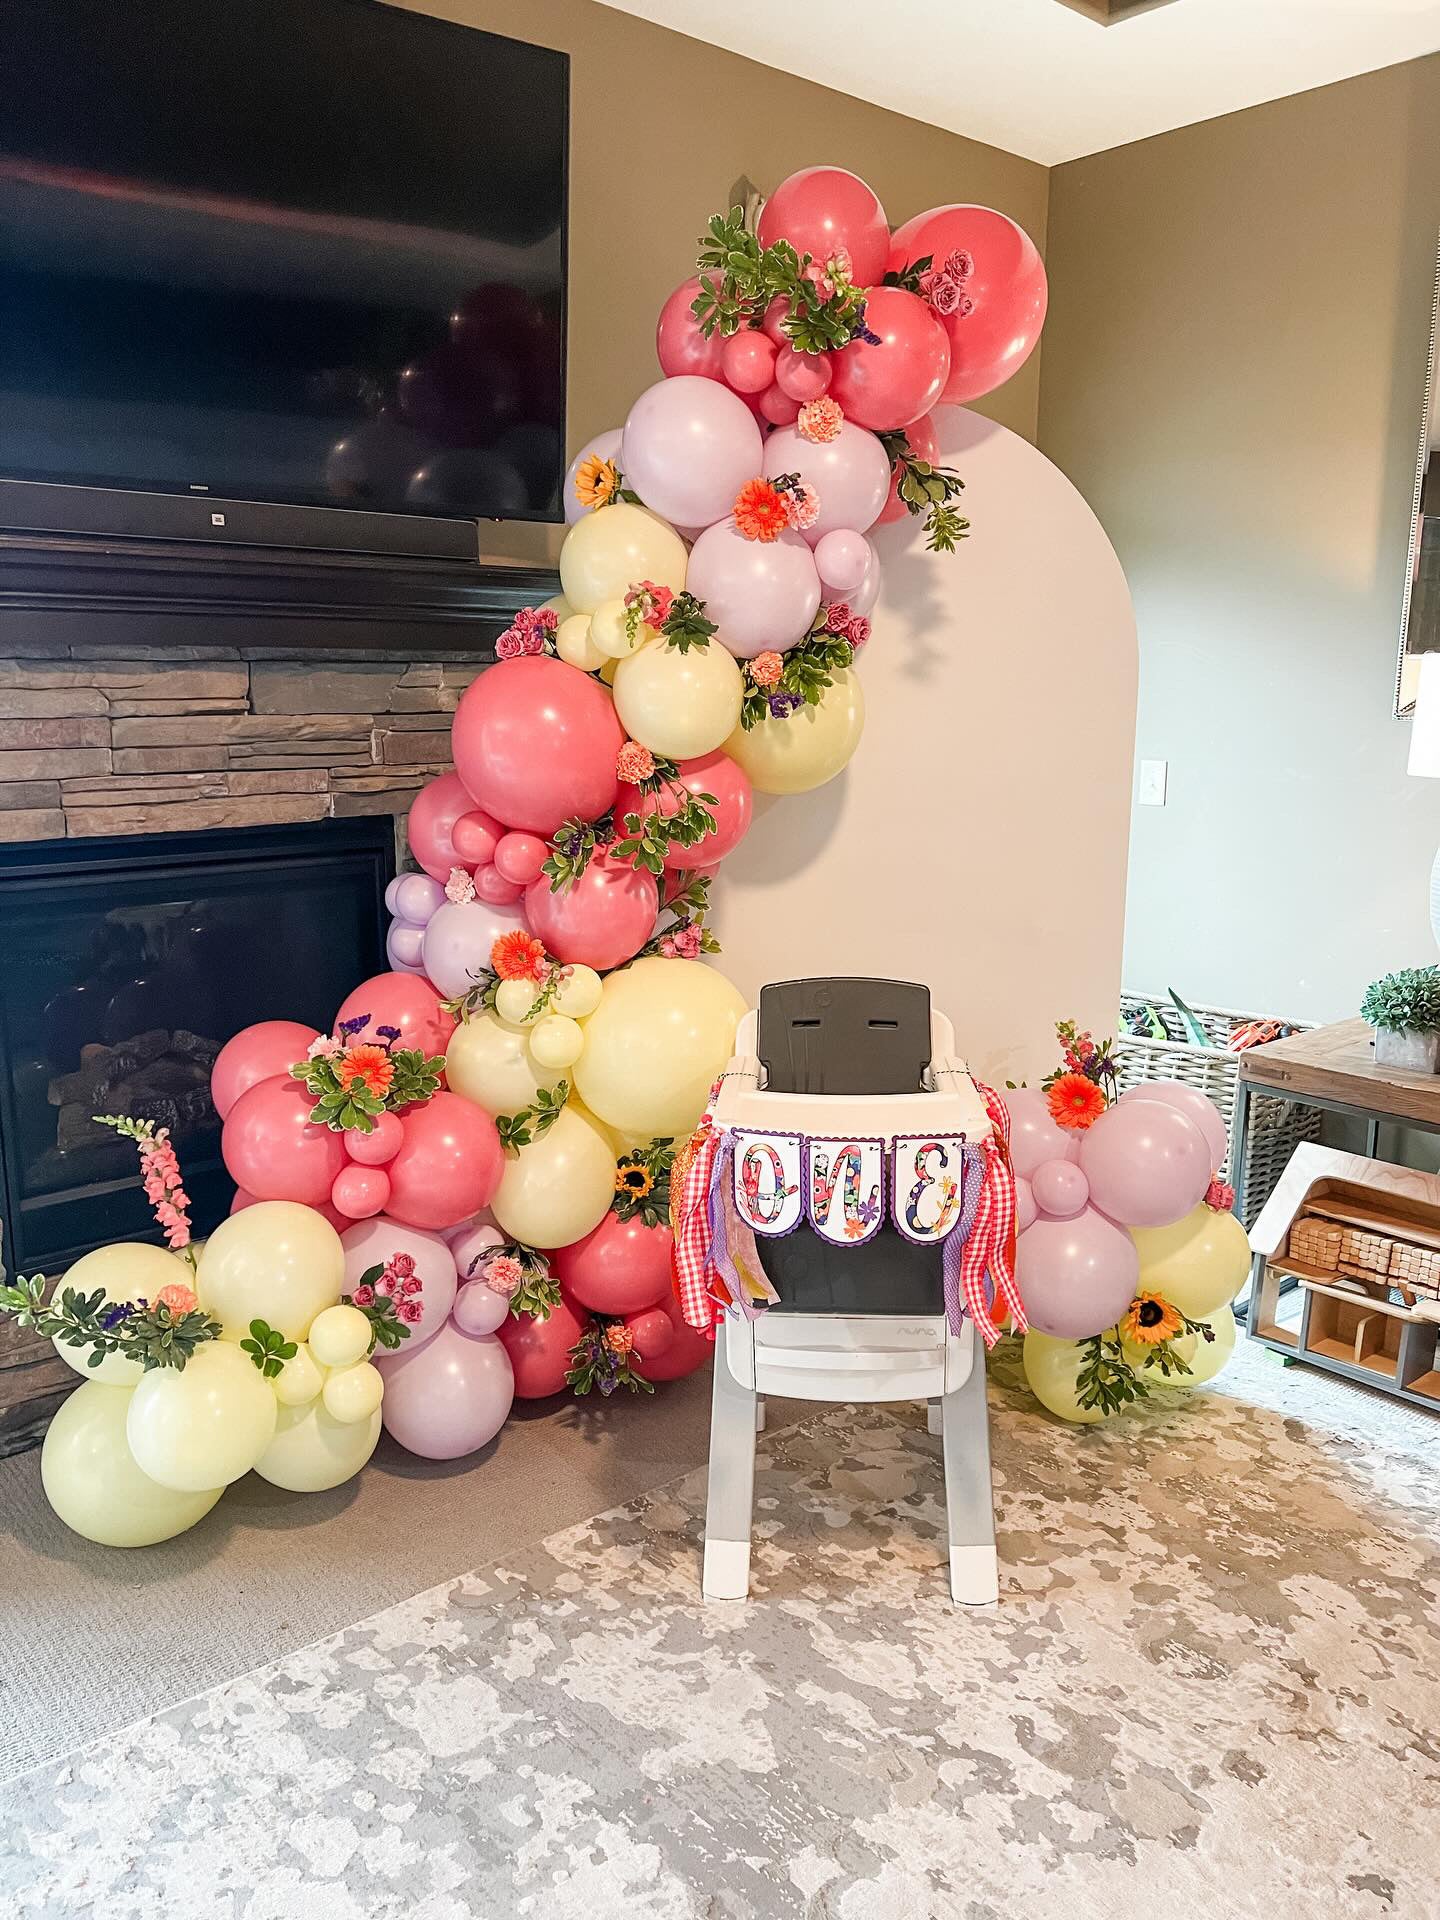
0;0;568;561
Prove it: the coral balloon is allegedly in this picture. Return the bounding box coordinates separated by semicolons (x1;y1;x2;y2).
42;1383;223;1547
758;384;802;427
384;1091;503;1232
341;1216;458;1349
886;205;1047;405
334;972;455;1063
686;521;821;658
221;1074;347;1207
774;348;832;402
198;1200;346;1342
762;421;891;541
490;1103;617;1249
474;865;525;906
613;634;744;760
344;1109;404;1166
624;1305;675;1364
451;808;501;869
255;1400;382;1491
212;1020;320;1121
558;499;689;616
331;1163;391;1220
452;656;624;836
562;426;623;525
575;956;746;1138
406;772;479;882
1015;1206;1139;1340
1003;1086;1081;1180
1130;1204;1251;1321
1119;1080;1228;1175
757;166;890;290
524;852;658;972
1021;1330;1106;1425
829;287;950;431
126;1341;278;1492
656;277;725;381
615;749;752;871
621;377;763;530
1031;1159;1090;1221
421;897;528;1002
723;666;864;795
1078;1100;1213;1230
446;1009;565;1118
493;831;548;886
721;330;778;395
496;1299;589;1399
51;1242;193;1386
377;1320;514;1456
623;1290;712;1383
554;1212;673;1316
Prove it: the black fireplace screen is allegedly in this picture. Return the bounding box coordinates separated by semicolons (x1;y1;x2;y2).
0;820;392;1274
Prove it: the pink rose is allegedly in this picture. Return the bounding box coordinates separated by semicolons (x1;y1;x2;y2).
846;615;871;649
397;1300;423;1324
927;277;962;317
351;1283;375;1307
672;925;703;959
824;601;853;634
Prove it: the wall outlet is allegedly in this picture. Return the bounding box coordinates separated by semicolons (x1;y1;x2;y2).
1137;759;1168;806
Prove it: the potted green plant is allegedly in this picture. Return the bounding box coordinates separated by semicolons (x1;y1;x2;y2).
1360;966;1440;1072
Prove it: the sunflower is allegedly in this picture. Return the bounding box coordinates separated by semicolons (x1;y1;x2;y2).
1046;1071;1107;1131
732;477;790;543
1119;1293;1184;1347
615;1161;653;1199
338;1043;394;1100
574;453;619;509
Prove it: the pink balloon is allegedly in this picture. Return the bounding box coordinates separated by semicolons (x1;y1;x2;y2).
757;166;890;289
386;924;427;974
421;897;528;1003
452;657;623;837
656;278;725;382
388;872;446;925
686;520;821;658
774;348;832;403
524;853;658;971
345;1110;405;1167
497;1299;589;1399
331;1163;391;1220
493;831;548;885
407;772;478;882
334;973;455;1063
877;411;938;526
1078;1101;1213;1230
621;376;764;530
1015;1175;1037;1235
554;1213;673;1316
342;1215;458;1349
621;1290;711;1383
812;529;870;596
377;1321;514;1458
230;1185;349;1234
758;384;801;427
886;206;1047;405
1031;1158;1090;1221
446;1218;504;1278
452;1277;511;1336
614;750;752;871
1119;1080;1228;1173
763;421;891;541
1016;1206;1139;1341
1004;1087;1081;1181
624;1305;675;1365
721;330;778;395
841;536;882;617
385;1091;504;1233
828;287;951;432
474;865;526;906
760;297;792;346
221;1074;347;1207
452;809;501;869
562;426;623;525
211;1020;319;1122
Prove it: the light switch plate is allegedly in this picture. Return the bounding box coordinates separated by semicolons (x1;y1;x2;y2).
1137;759;1168;806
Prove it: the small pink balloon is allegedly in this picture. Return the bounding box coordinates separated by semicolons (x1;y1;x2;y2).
621;1290;711;1382
774;348;832;402
1031;1158;1090;1221
212;1020;320;1122
1078;1100;1213;1230
452;809;501;869
760;296;792;346
341;1215;458;1351
758;384;801;426
331;1163;391;1221
1016;1205;1139;1340
1118;1080;1228;1173
845;535;883;617
475;865;525;905
812;528;870;595
721;330;778;395
624;1305;676;1364
345;1110;405;1167
406;772;478;882
496;1299;589;1399
1004;1086;1081;1181
390;872;446;925
656;277;724;382
493;831;548;886
387;923;427;973
452;1277;510;1336
1015;1176;1037;1235
447;1218;504;1278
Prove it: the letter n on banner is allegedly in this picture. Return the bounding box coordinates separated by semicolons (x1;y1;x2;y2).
892;1135;967;1244
731;1130;804;1237
806;1137;886;1246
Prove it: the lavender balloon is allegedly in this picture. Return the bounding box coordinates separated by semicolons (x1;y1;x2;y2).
421;897;529;1001
1015;1174;1037;1235
846;535;883;617
813;528;870;596
387;923;427;974
392;872;446;924
562;427;623;526
1078;1100;1213;1229
686;520;822;657
1004;1086;1081;1181
1032;1158;1090;1221
1017;1205;1140;1339
452;1277;511;1336
341;1218;458;1352
375;1320;514;1460
1119;1080;1227;1174
763;421;891;540
622;377;763;529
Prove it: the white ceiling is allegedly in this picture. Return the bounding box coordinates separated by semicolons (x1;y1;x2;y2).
593;0;1440;165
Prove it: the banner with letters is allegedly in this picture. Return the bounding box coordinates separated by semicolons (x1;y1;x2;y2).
730;1127;974;1250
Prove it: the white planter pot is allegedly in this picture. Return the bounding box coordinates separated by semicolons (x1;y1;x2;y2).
1372;1026;1440;1073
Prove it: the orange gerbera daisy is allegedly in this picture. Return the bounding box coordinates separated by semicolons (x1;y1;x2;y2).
491;929;548;982
574;453;619;509
1119;1293;1184;1347
338;1043;395;1100
1046;1072;1107;1130
733;477;790;543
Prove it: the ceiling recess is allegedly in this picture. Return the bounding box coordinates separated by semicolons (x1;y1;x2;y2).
1053;0;1181;22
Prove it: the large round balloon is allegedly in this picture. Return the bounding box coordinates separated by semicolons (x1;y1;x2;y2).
621;377;763;530
254;1399;383;1492
1015;1205;1139;1340
452;656;624;837
1078;1101;1213;1230
828;288;950;431
490;1102;616;1249
212;1020;321;1122
421;897;528;1003
384;1091;503;1232
575;956;746;1138
1021;1330;1106;1425
656;277;725;381
685;522;821;658
334;972;455;1064
496;1298;588;1399
377;1320;515;1458
886;205;1047;405
762;422;891;541
1004;1086;1082;1181
623;1290;712;1383
1129;1203;1251;1321
221;1074;348;1208
51;1242;195;1386
756;166;890;290
198;1200;346;1342
339;1216;459;1350
614;750;752;870
126;1340;278;1493
613;635;744;760
524;854;657;972
42;1382;224;1547
407;771;480;882
446;1009;566;1118
1144;1305;1237;1390
554;1212;673;1316
562;426;623;525
723;667;864;795
1118;1080;1228;1175
558;498;689;615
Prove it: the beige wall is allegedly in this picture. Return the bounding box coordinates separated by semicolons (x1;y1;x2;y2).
1039;59;1440;1023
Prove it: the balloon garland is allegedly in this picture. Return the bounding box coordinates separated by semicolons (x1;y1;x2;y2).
1;165;1054;1544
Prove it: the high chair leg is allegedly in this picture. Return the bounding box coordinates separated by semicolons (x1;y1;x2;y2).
942;1348;999;1607
702;1343;757;1601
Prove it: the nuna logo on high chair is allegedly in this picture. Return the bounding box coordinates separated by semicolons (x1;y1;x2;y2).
669;977;1025;1606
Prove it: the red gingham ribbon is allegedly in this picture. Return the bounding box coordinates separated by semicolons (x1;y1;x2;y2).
671;1118;722;1334
957;1080;1026;1347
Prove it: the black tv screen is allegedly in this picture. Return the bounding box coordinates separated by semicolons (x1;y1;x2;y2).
0;0;568;534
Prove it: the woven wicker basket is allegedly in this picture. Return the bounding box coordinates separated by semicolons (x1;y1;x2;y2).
1116;993;1324;1228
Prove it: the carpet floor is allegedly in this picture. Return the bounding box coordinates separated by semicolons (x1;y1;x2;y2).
3;1336;1438;1918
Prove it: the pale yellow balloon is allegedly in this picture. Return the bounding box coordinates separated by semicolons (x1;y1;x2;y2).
491;1103;616;1248
272;1340;327;1408
613;636;743;759
528;1013;585;1071
126;1341;278;1492
588;598;643;660
599;657;620;686
41;1381;223;1547
50;1242;194;1386
1021;1330;1108;1424
559;500;687;615
1130;1205;1251;1320
724;667;865;795
556;611;608;672
446;1009;564;1117
322;1360;385;1425
574;956;746;1139
253;1399;382;1493
1145;1306;1237;1390
552;964;603;1019
494;977;542;1027
197;1201;345;1343
308;1303;373;1371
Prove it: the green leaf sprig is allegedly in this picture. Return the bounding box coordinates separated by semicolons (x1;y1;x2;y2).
496;1081;570;1155
542;815;610;893
565;1318;655;1397
610;759;719;878
878;427;970;554
740;620;855;730
637;873;722;961
290;1042;444;1134
692;206;870;355
1074;1331;1149;1416
0;1274;222;1374
240;1318;297;1378
881;254;934;295
659;592;717;654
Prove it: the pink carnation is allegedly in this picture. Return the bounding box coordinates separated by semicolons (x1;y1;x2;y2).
662;924;702;960
519;627;546;655
784;481;820;532
495;629;524;660
483;1253;524;1298
798;398;844;444
824;601;854;634
1205;1178;1236;1214
445;866;477;905
846;615;871;649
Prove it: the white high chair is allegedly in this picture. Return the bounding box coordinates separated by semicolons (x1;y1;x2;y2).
701;978;1000;1607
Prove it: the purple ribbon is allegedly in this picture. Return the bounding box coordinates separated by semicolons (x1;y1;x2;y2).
940;1143;987;1335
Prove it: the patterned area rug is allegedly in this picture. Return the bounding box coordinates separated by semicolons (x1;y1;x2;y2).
4;1338;1438;1919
